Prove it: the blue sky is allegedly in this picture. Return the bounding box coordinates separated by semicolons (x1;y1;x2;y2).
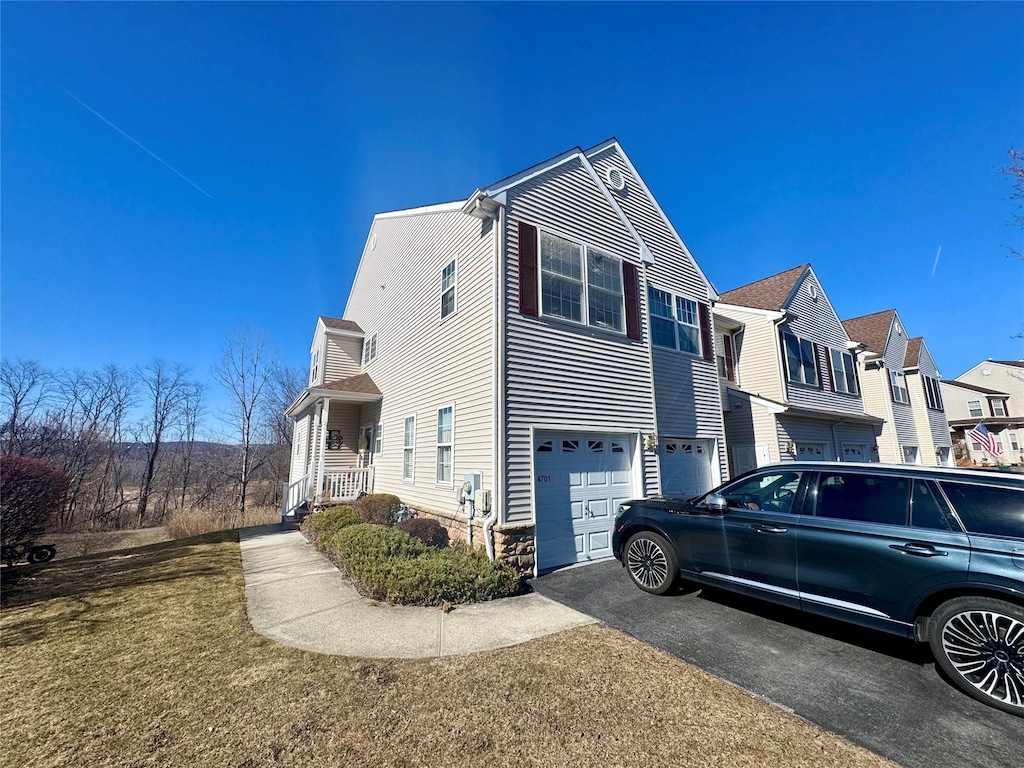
2;2;1022;416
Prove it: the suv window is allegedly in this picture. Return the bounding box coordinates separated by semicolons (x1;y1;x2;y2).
717;472;802;514
939;482;1024;538
814;472;909;526
910;480;956;532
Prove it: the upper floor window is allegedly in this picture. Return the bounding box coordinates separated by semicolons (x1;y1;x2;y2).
649;286;700;355
310;346;321;386
889;370;909;404
436;405;454;485
440;260;456;319
829;349;859;395
717;333;736;382
992;399;1007;417
783;332;818;387
540;231;623;333
362;333;378;366
923;376;943;410
968;399;983;418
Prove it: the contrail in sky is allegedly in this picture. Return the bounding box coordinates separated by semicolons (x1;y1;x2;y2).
60;86;212;198
931;245;942;277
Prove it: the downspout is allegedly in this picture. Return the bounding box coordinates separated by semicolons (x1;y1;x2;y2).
484;200;504;560
641;262;662;494
830;419;847;462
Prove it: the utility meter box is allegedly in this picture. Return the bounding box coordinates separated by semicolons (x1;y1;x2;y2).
458;471;483;503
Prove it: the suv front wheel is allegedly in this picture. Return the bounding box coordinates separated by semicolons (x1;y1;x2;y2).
928;596;1024;716
624;532;678;595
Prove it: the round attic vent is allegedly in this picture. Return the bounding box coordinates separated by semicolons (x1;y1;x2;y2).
605;166;626;191
894;320;902;335
982;368;991;376
807;283;818;300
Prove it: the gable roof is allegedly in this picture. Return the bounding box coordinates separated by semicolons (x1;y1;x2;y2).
904;337;923;368
319;316;363;333
842;310;896;354
940;380;1008;396
718;264;809;311
322;373;380;395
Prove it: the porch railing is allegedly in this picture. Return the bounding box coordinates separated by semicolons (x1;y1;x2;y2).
281;472;311;517
323;468;374;502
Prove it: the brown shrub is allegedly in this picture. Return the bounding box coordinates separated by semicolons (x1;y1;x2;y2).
351;494;402;526
396;517;448;548
0;456;69;544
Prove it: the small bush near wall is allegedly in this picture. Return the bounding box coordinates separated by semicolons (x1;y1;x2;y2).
325;523;521;606
397;517;449;549
300;506;360;548
351;494;402;526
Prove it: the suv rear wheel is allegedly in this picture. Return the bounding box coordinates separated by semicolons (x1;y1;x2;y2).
928;596;1024;716
624;532;678;595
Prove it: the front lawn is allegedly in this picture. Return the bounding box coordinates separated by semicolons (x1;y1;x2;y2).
0;532;894;768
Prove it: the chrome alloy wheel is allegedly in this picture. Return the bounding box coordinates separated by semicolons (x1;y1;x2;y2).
627;537;669;590
941;610;1024;709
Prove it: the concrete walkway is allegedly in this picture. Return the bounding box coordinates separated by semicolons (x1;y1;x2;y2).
238;525;597;658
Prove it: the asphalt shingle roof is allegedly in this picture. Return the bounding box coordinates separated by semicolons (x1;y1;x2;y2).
842;310;895;355
718;264;808;311
319;316;363;333
940;380;1008;396
322;373;380;395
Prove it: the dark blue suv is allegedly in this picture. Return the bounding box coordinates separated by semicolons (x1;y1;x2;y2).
612;462;1024;716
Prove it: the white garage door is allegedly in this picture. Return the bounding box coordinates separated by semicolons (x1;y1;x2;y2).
796;443;827;461
660;440;714;498
534;433;635;572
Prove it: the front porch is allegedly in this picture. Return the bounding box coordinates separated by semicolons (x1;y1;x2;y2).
282;373;383;518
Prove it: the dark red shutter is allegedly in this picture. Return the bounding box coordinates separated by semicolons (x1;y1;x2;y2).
887;369;896;402
623;263;641;340
989;399;996;418
699;303;713;362
824;347;836;391
813;344;825;390
723;334;735;381
517;222;538;316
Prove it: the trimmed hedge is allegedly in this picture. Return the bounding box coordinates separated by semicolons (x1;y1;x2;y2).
396;517;448;548
351;494;402;526
300;505;360;549
325;523;521;606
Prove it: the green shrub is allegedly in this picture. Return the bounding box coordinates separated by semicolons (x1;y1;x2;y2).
300;505;359;548
325;523;521;605
351;493;402;526
397;517;448;548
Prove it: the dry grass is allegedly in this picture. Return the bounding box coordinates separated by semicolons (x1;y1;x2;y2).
165;505;281;539
44;528;171;561
0;534;896;768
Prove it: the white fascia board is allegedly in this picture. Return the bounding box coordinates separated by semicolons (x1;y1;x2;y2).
577;153;650;262
375;200;465;220
323;326;364;340
483;147;583;197
713;302;787;321
584;139;720;302
728;388;787;414
285;388;382;418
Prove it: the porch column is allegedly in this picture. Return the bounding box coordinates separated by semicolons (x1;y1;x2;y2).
316;398;331;498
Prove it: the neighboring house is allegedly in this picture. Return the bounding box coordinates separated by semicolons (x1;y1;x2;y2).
284;139;727;574
714;264;883;475
902;336;955;466
940;359;1024;465
842;309;925;464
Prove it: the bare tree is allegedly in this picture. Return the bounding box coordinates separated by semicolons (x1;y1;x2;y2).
1003;148;1023;261
132;360;195;527
0;360;51;456
212;328;278;523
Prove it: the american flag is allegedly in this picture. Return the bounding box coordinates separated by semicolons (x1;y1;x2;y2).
969;422;1002;455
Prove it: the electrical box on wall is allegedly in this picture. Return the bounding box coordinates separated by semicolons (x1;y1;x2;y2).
457;471;482;503
475;489;491;513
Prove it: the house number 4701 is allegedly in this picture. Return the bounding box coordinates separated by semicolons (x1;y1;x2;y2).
536;474;551;483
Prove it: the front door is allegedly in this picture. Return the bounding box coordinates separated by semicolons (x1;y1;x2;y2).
358;424;375;468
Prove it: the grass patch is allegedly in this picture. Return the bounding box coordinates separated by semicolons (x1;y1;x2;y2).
43;527;171;561
1;532;896;768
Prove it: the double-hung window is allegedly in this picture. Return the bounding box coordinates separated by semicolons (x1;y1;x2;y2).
923;376;943;410
992;399;1007;417
783;332;818;387
829;349;858;395
648;287;700;355
1009;431;1020;451
310;346;321;385
539;232;624;332
968;399;983;418
890;370;909;404
440;261;456;318
403;416;415;481
436;406;453;485
362;333;377;366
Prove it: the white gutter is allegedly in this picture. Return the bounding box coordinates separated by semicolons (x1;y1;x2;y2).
484;197;504;560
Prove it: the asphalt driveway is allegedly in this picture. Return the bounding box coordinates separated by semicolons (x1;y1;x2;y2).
532;559;1023;768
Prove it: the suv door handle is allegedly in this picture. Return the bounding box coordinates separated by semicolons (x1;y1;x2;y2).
889;543;948;557
752;524;788;534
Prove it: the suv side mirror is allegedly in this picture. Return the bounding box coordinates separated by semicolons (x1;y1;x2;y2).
705;494;729;514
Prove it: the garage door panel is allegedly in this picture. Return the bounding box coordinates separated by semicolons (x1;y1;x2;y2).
587;472;609;488
587;531;611;559
660;439;714;498
588;499;611;520
570;500;585;521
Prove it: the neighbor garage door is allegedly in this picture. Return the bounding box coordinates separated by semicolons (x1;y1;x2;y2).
659;440;714;498
534;433;635;572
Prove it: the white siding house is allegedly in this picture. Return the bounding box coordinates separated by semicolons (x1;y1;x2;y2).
284;140;726;574
940;359;1023;465
903;337;954;466
714;264;883;475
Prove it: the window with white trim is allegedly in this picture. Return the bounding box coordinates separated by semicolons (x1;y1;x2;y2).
539;231;624;332
829;349;858;395
890;370;909;404
374;422;382;456
783;332;818;387
923;376;943;410
648;286;700;355
440;260;456;318
362;333;377;366
992;399;1007;417
436;406;453;485
968;399;983;418
403;415;415;481
1009;431;1020;451
309;346;321;385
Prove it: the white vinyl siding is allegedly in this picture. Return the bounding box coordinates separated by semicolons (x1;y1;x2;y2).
648;286;699;355
539;231;624;333
323;335;363;382
403;415;416;481
440;260;456;318
783;332;818;387
436;405;453;486
830;349;859;395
